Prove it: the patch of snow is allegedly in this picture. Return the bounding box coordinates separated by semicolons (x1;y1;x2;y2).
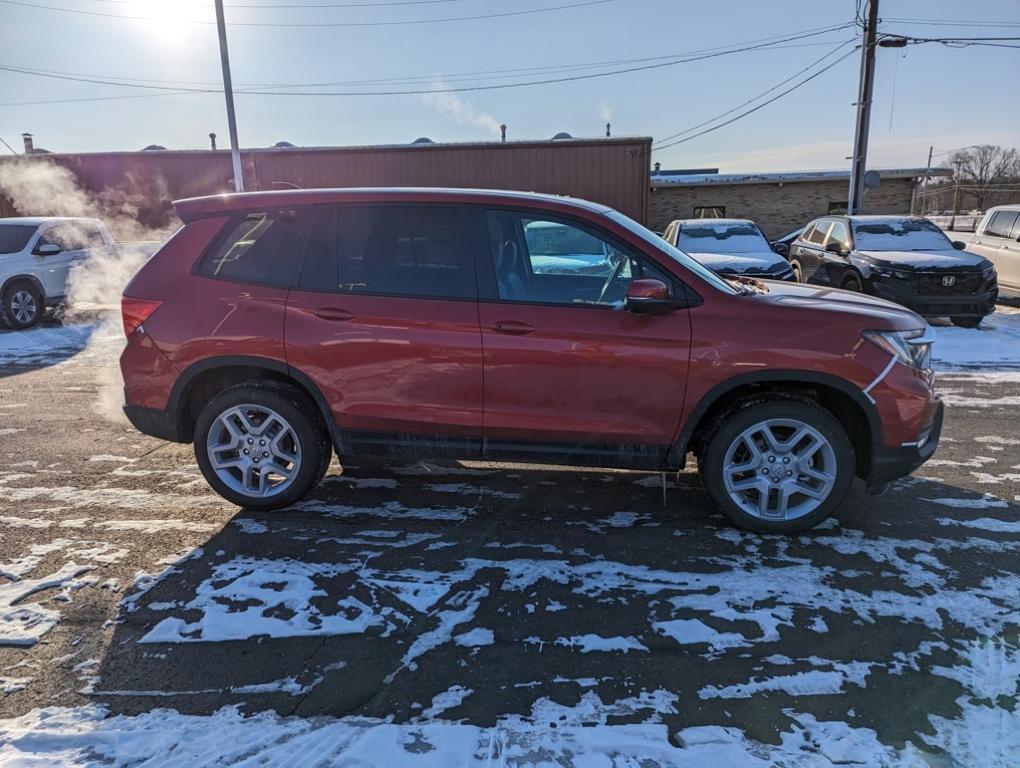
699;661;872;700
934;308;1020;370
0;676;31;695
923;495;1008;509
454;627;494;648
421;685;472;719
0;323;96;365
936;517;1020;533
653;618;747;650
554;634;648;654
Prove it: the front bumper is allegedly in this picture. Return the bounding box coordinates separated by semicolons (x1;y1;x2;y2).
869;273;997;317
868;399;943;488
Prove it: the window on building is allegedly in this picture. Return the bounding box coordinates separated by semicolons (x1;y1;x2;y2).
199;210;309;288
693;206;726;218
828;201;849;214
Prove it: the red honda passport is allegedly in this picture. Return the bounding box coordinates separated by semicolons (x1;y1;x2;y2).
119;188;943;532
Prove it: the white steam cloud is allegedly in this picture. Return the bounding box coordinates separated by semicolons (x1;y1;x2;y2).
421;78;502;136
0;159;176;423
598;100;613;124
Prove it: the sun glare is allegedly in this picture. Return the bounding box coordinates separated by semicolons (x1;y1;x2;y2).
126;0;213;47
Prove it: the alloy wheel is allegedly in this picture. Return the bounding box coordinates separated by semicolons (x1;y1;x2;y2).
10;290;38;325
206;404;302;498
722;418;837;521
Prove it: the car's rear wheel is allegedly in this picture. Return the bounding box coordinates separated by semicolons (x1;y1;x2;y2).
2;282;43;330
950;316;982;329
194;381;330;509
699;398;855;533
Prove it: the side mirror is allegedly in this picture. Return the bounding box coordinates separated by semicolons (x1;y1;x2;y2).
824;241;846;255
772;242;789;256
626;279;676;314
35;243;61;256
952;240;966;251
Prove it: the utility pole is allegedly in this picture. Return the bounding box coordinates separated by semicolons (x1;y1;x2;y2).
847;0;879;215
214;0;244;193
918;144;933;215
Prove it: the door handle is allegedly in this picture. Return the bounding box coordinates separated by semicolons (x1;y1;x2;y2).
314;307;355;322
489;320;536;335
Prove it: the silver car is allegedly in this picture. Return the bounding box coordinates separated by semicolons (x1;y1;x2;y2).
967;204;1020;297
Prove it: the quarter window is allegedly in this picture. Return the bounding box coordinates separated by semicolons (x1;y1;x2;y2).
825;221;850;248
199;210;310;287
807;221;830;245
485;211;671;307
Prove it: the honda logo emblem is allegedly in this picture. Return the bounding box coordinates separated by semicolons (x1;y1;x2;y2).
942;275;956;287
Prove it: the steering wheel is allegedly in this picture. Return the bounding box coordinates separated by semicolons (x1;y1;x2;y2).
597;256;628;304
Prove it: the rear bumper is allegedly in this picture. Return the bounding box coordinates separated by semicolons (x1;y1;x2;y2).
868;400;943;488
123;403;185;443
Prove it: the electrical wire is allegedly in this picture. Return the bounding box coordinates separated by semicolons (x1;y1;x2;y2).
653;39;856;146
653;47;859;151
0;0;615;27
85;0;470;6
0;24;859;104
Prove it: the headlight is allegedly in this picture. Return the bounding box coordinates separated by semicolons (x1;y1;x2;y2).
863;327;934;369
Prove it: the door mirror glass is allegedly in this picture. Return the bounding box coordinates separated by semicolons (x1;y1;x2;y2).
824;240;845;255
772;242;788;256
952;240;966;251
35;243;61;256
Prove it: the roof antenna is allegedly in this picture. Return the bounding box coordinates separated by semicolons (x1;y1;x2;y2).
271;181;301;190
605;122;611;137
500;124;507;143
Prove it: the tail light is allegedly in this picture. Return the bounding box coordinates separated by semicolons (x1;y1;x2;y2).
121;296;163;338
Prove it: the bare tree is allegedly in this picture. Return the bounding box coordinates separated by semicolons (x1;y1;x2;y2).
948;145;1020;211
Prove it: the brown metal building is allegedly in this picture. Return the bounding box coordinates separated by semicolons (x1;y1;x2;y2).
0;137;652;226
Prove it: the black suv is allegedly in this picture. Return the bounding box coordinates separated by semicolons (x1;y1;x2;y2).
788;215;997;327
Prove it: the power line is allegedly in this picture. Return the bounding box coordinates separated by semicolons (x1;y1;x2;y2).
653;40;856;146
86;0;469;6
883;17;1020;28
0;24;859;104
653;47;858;151
0;0;616;27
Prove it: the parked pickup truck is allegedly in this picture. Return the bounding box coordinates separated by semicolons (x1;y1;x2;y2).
0;217;116;329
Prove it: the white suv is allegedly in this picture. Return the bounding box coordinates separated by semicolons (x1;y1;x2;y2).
0;217;115;329
967;204;1020;297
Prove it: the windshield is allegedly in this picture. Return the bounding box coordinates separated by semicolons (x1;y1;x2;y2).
677;222;771;254
0;224;37;255
852;218;952;251
605;210;736;294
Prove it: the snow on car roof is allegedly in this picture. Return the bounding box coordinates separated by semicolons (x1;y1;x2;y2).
674;218;755;227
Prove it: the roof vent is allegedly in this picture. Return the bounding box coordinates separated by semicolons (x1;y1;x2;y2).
272;141;296;148
142;144;166;151
412;137;435;145
551;132;573;140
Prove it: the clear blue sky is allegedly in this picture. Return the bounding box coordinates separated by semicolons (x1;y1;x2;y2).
1;0;1018;172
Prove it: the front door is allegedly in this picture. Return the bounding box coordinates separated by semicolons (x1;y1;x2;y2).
285;204;483;458
475;208;692;468
33;222;88;299
793;219;833;284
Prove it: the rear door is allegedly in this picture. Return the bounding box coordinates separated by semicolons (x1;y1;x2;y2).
34;221;88;299
475;207;692;468
285;204;483;457
971;210;1020;290
817;219;852;285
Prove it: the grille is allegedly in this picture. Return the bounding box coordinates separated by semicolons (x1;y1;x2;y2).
910;272;984;295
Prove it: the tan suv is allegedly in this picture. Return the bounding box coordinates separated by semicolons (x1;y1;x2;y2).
968;205;1020;296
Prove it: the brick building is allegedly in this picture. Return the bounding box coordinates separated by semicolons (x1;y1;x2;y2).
649;167;953;238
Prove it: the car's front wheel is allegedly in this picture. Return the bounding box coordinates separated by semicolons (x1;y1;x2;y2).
2;281;43;330
699;398;855;533
194;381;331;509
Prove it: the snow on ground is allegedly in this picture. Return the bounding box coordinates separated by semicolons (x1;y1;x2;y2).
933;305;1020;370
0;323;96;366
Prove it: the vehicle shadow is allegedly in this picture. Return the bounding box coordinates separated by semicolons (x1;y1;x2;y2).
0;314;100;378
89;461;1020;751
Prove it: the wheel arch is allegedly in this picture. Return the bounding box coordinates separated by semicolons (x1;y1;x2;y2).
1;274;46;303
670;370;882;480
168;356;335;443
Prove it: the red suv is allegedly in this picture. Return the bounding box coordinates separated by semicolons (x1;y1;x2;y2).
120;189;942;532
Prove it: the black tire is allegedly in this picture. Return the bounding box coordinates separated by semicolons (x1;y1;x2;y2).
789;259;803;283
840;273;863;292
698;397;855;533
950;316;982;329
2;281;43;330
194;380;331;510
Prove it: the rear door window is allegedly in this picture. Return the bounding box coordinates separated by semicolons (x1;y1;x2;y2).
825;221;850;249
299;205;473;299
807;221;830;245
199;209;311;287
985;211;1020;239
